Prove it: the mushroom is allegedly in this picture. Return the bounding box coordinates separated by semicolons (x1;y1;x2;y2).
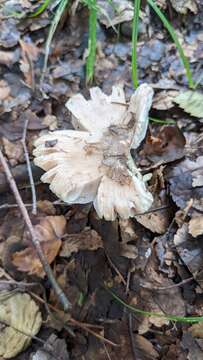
33;84;154;221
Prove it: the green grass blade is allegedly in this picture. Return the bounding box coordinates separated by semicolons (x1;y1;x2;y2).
108;289;203;323
41;0;69;84
86;0;97;83
149;117;175;125
147;0;194;89
132;0;141;88
29;0;51;18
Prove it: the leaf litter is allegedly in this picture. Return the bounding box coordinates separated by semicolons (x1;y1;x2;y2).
0;0;203;359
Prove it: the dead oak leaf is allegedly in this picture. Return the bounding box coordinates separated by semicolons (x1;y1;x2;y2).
0;80;10;101
19;39;40;88
12;216;66;277
142;125;186;165
174;223;203;287
168;156;203;212
60;229;103;258
189;215;203;237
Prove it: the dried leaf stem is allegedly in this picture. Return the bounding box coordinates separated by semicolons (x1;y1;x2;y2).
0;149;71;312
21;119;37;215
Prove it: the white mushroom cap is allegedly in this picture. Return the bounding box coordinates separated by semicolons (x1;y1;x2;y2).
33;84;154;220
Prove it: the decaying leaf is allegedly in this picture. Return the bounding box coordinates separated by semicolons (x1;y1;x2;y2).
12;216;66;276
168;156;203;212
174;223;203;287
136;255;185;332
189;215;203;237
170;0;198;14
174;91;203;118
97;0;133;28
30;333;69;360
142;126;186;165
60;229;103;258
119;219;138;259
19;39;40;89
152;90;179;110
2;137;24;166
190;322;203;338
0;291;42;359
0;80;10;101
33;84;154;221
135;207;170;234
0;49;19;66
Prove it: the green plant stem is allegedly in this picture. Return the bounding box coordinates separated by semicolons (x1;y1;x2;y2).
147;0;194;89
29;0;51;17
108;289;203;323
40;0;69;84
86;0;97;83
149;117;175;125
132;0;141;88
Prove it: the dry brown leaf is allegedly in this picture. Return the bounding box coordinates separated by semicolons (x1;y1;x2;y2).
0;80;10;101
142;126;186;165
36;200;56;215
170;0;198;14
2;137;24;166
168;156;203;212
133;335;159;358
0;291;42;359
152;90;179;110
42;115;58;131
119;219;138;259
12;216;66;276
190;322;203;338
136;210;170;234
174;223;203;288
189;215;203;237
0;49;19;66
97;0;134;28
60;229;103;258
138;262;185;332
19;39;40;88
31;333;70;360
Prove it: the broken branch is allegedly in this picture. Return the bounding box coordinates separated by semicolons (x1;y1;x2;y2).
0;149;71;311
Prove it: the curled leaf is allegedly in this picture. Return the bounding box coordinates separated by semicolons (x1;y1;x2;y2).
11;216;66;276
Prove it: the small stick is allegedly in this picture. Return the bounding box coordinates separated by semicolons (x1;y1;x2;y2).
128;314;137;360
31;292;119;347
0;149;71;311
141;276;194;291
21;119;37;215
105;252;126;286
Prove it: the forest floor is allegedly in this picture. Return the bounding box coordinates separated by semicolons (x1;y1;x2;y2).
0;0;203;359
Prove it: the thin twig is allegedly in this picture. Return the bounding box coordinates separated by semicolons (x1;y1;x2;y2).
140;276;194;291
0;200;66;210
103;342;112;360
105;252;126;286
70;318;119;347
30;292;119;347
128;313;137;360
0;149;71;311
134;205;170;217
21;119;37;215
